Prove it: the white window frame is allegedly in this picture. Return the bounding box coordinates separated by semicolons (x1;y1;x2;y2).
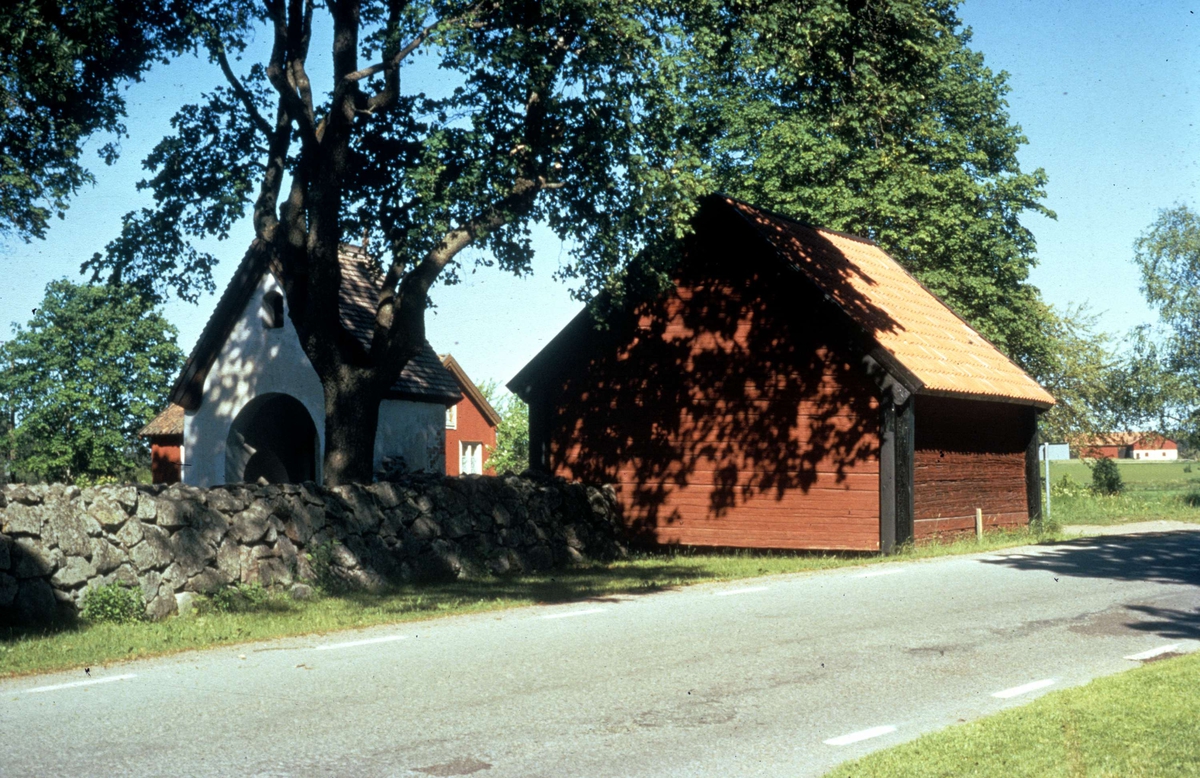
445;403;457;430
459;441;483;475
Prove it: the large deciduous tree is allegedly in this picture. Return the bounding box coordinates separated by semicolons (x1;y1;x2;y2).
1122;204;1200;443
81;0;1055;484
704;1;1054;369
0;1;192;241
0;280;184;484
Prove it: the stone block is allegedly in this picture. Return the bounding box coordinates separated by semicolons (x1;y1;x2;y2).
115;518;145;548
134;493;157;522
46;512;92;557
184;568;230;594
111;486;138;512
443;513;473;539
154;498;190;529
13;538;60;577
256;557;292;587
91;496;129;531
171;528;216;577
0;573;17;607
99;564;139;588
216;537;241;582
145;588;177;620
89;538;125;574
230;503;271;543
370;482;403;509
289;583;314;601
138;570;162;602
51;555;96;588
527;545;554;571
7;485;42;506
285;499;325;545
130;525;172;571
409;516;441;541
174;591;197;618
3;503;46;536
205;489;245;514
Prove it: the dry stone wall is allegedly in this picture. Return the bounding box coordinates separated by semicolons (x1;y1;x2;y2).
0;475;627;625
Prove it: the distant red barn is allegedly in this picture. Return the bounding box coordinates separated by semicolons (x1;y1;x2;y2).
509;196;1055;551
441;355;502;476
1075;433;1178;461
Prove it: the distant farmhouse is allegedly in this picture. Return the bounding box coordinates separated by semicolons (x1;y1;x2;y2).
139;245;461;485
510;196;1055;552
440;354;501;476
1073;433;1179;461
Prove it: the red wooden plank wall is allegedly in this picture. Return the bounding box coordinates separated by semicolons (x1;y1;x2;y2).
445;395;498;476
546;246;882;551
150;435;183;485
912;396;1034;540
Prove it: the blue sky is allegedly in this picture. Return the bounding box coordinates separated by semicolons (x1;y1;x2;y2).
2;0;1197;393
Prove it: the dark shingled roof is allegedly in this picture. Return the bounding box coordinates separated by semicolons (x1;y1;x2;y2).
338;246;461;404
166;241;460;412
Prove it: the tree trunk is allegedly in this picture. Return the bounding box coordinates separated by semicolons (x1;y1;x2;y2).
321;367;383;485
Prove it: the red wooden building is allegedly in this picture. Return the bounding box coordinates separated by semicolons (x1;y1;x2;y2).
441;355;502;476
509;196;1055;552
137;403;184;484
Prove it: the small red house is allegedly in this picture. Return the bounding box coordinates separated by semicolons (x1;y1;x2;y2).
138;403;184;484
441;355;502;475
509;196;1054;552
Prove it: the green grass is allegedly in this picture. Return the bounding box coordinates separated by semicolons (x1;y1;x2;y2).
1045;460;1200;526
0;527;1056;679
826;650;1200;778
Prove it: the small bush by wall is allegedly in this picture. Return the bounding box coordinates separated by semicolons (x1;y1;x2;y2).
0;474;626;625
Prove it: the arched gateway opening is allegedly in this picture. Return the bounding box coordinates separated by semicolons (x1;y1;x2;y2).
225;393;319;484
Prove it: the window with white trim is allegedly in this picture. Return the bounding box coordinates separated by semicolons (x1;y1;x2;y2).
460;441;483;475
445;403;457;429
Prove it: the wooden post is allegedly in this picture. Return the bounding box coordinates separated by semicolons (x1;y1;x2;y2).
975;508;983;541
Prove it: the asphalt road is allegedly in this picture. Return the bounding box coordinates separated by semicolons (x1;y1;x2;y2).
3;529;1200;778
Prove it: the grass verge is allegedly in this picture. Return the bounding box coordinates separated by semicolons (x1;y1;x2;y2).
1047;460;1200;526
1;526;1057;679
826;650;1200;778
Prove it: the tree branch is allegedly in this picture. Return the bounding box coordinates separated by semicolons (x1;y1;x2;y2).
210;43;273;138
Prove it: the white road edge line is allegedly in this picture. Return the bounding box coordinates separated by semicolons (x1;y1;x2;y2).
25;674;137;694
992;679;1055;699
541;608;606;620
1125;644;1181;661
857;569;904;578
715;586;770;596
315;635;407;651
824;725;897;746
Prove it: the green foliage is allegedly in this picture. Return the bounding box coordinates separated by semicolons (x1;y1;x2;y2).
305;541;353;594
478;380;529;474
1123;204;1200;445
1090;457;1125;496
1034;303;1121;441
705;1;1054;368
0;1;195;241
80;582;145;624
0;279;184;484
208;583;270;614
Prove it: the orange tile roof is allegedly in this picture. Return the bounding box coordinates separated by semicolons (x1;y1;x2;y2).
727;198;1054;407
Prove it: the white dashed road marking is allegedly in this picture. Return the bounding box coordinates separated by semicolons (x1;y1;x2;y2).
25;674;137;694
824;725;898;746
1125;644;1181;661
714;586;769;597
541;608;606;620
992;679;1055;699
315;635;407;651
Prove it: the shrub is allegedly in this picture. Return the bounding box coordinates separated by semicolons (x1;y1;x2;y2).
306;540;352;594
80;581;145;624
209;582;270;613
1091;458;1125;495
